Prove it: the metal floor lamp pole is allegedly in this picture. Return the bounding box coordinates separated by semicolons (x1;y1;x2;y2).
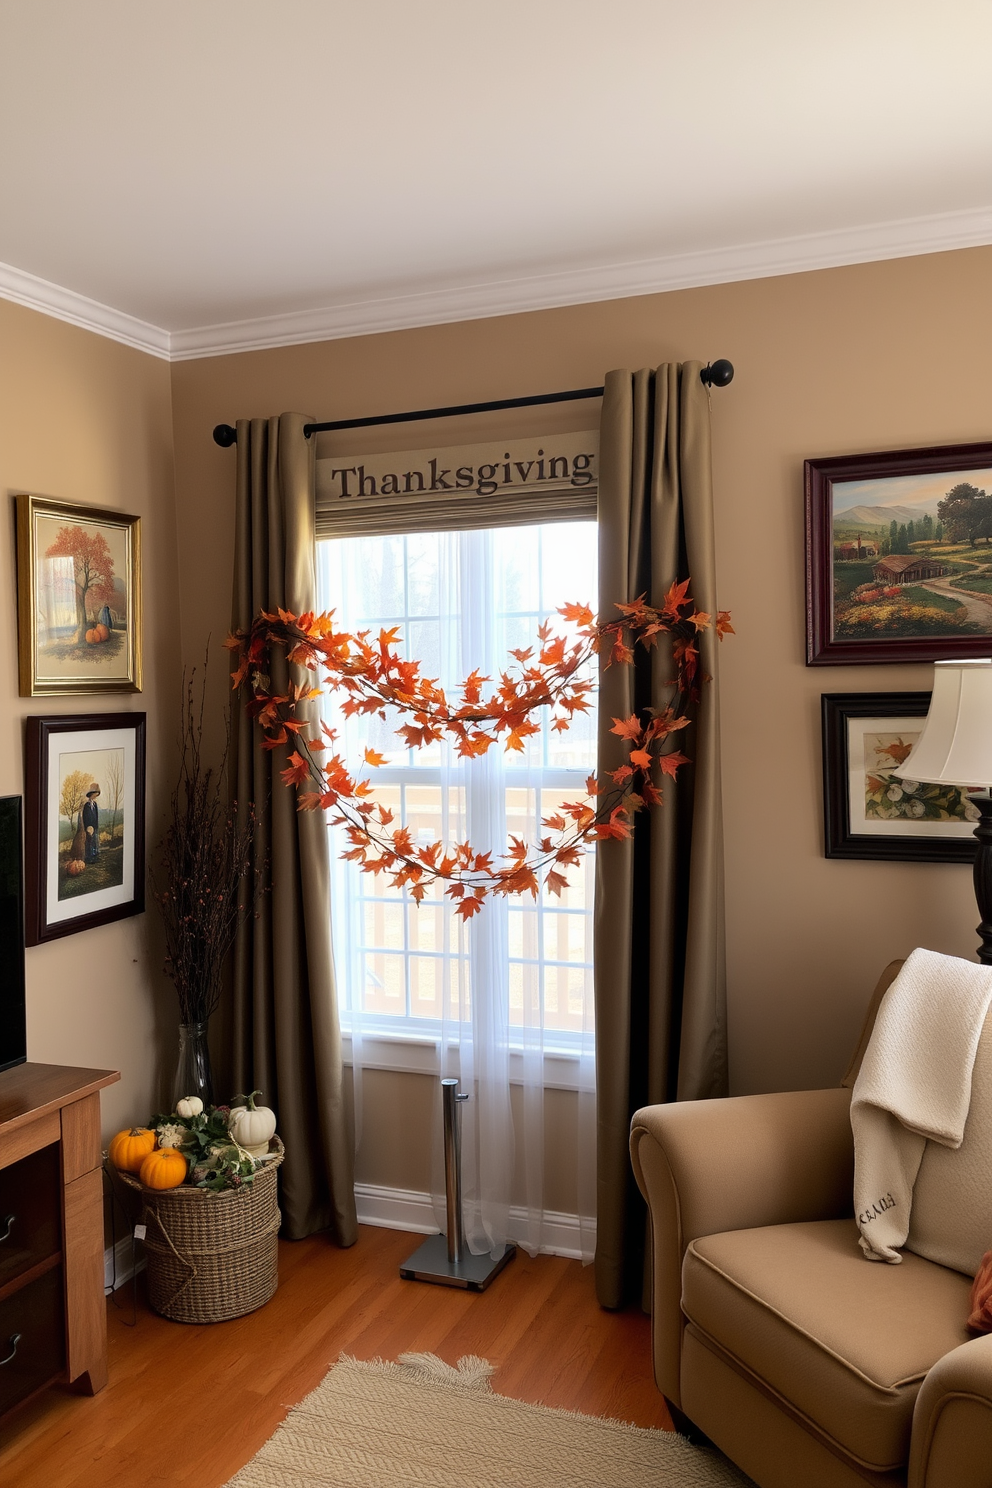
400;1078;516;1291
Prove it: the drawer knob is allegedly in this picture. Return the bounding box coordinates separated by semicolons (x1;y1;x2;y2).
0;1333;21;1367
0;1214;14;1244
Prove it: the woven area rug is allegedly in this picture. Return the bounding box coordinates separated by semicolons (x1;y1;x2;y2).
224;1352;756;1487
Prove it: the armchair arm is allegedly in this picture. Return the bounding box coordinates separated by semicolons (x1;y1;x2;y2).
909;1334;992;1488
629;1088;854;1406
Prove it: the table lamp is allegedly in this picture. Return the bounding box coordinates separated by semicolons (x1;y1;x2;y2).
892;659;992;964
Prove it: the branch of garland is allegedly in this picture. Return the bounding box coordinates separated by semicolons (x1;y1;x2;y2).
226;585;732;915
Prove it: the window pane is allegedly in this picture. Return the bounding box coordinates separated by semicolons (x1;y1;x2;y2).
317;521;597;1044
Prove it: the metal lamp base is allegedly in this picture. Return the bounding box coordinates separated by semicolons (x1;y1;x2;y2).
399;1232;516;1291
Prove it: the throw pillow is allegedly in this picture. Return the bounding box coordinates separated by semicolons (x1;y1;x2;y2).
969;1250;992;1333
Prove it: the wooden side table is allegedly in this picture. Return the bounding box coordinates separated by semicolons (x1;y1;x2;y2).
0;1062;120;1423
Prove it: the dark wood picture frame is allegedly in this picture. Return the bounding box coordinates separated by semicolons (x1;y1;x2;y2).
24;713;146;944
821;692;977;863
806;440;992;665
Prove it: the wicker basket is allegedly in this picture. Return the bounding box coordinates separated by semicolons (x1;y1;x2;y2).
121;1138;284;1324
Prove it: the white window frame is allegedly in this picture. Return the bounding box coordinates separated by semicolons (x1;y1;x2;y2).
318;520;597;1091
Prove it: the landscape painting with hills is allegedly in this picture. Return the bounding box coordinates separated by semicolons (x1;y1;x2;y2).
832;464;992;643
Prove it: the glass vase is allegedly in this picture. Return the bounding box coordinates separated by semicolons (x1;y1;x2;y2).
172;1021;214;1110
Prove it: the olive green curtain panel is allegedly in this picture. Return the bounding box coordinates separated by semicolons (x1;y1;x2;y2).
231;412;357;1246
595;366;728;1309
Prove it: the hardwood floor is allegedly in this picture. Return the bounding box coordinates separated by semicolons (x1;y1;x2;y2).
0;1225;673;1487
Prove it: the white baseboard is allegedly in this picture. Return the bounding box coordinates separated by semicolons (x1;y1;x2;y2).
104;1233;145;1292
354;1182;593;1261
103;1188;591;1283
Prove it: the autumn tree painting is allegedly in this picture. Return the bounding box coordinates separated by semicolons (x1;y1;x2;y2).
17;495;141;696
59;769;91;828
45;524;117;643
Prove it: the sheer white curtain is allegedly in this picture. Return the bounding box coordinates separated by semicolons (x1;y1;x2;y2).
318;521;597;1261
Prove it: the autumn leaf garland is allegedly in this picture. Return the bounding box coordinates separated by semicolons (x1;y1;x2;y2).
227;584;732;918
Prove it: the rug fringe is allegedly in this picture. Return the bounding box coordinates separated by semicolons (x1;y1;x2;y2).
396;1350;495;1388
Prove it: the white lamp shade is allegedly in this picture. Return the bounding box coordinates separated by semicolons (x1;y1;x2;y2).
893;659;992;788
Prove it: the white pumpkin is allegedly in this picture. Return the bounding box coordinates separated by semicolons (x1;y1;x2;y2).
229;1090;277;1157
176;1095;204;1119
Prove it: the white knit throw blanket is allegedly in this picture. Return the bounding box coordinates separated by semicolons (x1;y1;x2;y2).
851;947;992;1263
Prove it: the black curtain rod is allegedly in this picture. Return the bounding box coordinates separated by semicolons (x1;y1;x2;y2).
212;359;734;448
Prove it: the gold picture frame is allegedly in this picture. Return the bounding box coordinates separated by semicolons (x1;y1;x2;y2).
16;494;142;697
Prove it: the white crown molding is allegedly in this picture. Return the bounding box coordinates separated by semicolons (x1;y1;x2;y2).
3;203;991;363
168;203;992;361
0;259;170;359
354;1182;593;1261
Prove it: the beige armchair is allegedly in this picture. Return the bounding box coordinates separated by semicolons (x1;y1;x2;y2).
630;963;992;1488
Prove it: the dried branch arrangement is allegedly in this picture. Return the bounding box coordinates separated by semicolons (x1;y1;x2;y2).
154;667;259;1022
227;584;731;919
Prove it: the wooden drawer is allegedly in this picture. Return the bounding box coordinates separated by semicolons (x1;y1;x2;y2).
0;1264;65;1417
0;1144;61;1290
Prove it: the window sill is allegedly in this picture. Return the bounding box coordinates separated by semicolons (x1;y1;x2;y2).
341;1030;592;1092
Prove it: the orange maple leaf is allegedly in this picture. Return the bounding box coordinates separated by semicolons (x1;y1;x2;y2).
279;751;312;788
558;601;595;627
661;578;692;617
610;715;642;741
595;807;634;841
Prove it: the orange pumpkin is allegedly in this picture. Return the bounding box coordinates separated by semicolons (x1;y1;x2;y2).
109;1126;156;1173
95;623;109;642
85;628;98;644
66;859;85;877
139;1147;188;1190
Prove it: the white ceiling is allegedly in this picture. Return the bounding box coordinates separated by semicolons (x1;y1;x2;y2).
1;0;990;359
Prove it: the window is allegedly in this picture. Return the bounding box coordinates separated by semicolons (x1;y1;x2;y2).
316;520;597;1057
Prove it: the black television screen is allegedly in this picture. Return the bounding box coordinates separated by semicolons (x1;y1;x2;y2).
0;796;26;1072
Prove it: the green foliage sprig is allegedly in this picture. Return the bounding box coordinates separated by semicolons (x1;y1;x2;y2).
151;1104;259;1191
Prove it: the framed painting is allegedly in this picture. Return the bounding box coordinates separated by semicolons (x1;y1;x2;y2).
16;494;142;696
821;692;979;862
24;713;146;944
805;441;992;665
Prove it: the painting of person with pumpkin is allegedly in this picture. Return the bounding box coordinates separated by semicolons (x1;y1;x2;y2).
81;783;101;863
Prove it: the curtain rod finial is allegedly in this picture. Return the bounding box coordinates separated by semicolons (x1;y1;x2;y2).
213;423;237;448
700;359;734;388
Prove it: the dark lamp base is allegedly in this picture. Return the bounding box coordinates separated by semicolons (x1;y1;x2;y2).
973;792;992;966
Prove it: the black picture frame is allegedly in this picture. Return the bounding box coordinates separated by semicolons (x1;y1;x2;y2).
24;712;146;944
806;440;992;665
821;692;977;863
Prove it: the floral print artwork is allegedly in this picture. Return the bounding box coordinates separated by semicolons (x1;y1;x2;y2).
862;731;979;823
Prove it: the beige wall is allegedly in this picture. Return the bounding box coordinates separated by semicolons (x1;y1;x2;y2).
168;245;992;1198
0;298;182;1139
4;245;986;1218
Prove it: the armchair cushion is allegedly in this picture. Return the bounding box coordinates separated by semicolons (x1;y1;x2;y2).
682;1219;972;1472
